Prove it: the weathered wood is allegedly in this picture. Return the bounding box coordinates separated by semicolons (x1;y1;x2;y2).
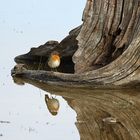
11;77;140;140
74;0;140;73
11;1;140;139
12;0;140;87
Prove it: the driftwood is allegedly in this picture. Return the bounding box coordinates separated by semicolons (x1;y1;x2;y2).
11;76;140;140
12;0;140;88
11;1;140;139
12;0;140;140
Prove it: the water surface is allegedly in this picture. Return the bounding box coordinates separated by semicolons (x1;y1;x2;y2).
9;76;140;140
1;52;140;140
0;49;79;140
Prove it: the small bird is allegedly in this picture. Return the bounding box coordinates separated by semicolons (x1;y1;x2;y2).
48;51;60;71
45;95;60;116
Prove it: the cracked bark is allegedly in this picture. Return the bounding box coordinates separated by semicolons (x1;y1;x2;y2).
12;0;140;88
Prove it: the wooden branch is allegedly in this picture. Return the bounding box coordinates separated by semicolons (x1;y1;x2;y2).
12;0;140;88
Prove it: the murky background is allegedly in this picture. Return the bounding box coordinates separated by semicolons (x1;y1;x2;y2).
0;1;85;139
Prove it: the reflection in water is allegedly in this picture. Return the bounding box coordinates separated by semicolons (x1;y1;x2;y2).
45;95;60;116
12;77;140;140
13;77;25;85
13;77;60;116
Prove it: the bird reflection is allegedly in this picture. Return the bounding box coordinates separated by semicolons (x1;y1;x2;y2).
11;73;140;140
45;95;60;116
12;77;25;85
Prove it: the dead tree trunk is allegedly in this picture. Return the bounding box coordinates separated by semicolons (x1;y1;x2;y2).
12;0;140;88
73;0;140;79
74;0;140;73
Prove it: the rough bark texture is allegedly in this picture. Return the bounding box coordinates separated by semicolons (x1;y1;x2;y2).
11;1;140;139
74;0;140;73
12;0;140;88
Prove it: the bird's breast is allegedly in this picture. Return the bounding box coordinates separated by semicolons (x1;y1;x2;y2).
48;59;60;68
